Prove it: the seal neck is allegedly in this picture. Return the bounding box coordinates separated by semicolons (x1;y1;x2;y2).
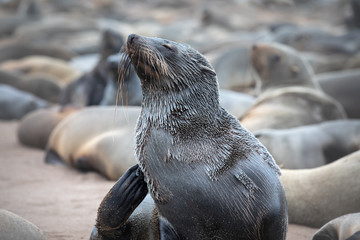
140;77;220;133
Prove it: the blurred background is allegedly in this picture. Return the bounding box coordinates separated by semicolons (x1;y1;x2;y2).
1;0;360;239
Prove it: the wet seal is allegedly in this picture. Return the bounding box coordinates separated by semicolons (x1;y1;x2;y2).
91;34;288;239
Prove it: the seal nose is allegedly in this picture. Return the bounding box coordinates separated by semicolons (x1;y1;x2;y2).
252;44;258;51
128;34;137;44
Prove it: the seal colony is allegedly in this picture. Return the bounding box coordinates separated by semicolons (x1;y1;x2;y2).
92;34;288;239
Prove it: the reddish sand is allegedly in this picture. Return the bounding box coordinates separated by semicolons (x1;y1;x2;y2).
0;120;318;239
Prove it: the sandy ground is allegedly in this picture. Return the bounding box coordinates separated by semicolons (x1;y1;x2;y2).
0;120;318;240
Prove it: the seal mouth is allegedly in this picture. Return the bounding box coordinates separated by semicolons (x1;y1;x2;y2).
121;34;171;81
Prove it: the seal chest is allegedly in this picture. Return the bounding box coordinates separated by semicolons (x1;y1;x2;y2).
123;33;288;240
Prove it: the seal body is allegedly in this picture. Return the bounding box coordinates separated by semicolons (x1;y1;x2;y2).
45;106;140;180
281;150;360;228
0;209;47;240
218;89;255;119
213;44;256;94
0;70;61;103
59;29;125;107
59;29;142;107
240;86;347;132
18;106;79;149
0;84;50;120
312;212;360;240
317;69;360;119
254;120;360;169
128;34;287;239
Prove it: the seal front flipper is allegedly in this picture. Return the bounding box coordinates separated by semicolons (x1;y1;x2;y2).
159;216;180;240
95;164;148;239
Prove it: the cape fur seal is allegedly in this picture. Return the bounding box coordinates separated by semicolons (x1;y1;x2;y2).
218;89;255;119
92;34;287;239
240;86;347;132
45;106;140;180
0;55;81;86
281;150;360;228
272;26;359;55
17;106;79;149
312;212;360;240
59;29;142;107
212;43;256;94
317;69;360;119
241;42;346;132
254;120;360;169
0;41;75;62
0;70;61;103
251;42;320;94
0;84;50;120
0;209;47;240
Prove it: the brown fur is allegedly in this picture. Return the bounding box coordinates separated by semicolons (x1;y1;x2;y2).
281;151;360;228
45;106;141;180
240;86;347;132
17;106;79;149
251;42;320;94
0;56;81;86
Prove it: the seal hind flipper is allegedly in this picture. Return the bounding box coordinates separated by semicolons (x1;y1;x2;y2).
74;157;95;172
159;216;180;240
44;149;66;165
95;164;148;239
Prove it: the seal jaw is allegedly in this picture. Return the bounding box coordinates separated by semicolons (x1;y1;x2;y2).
125;34;173;83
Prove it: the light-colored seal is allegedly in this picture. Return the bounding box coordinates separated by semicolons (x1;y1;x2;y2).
212;43;256;94
0;84;50;120
0;70;62;103
0;209;47;240
0;0;41;37
317;69;360;119
0;55;81;86
70;127;137;180
0;41;74;62
251;42;320;94
218;89;255;118
272;26;358;55
92;34;288;240
45;106;141;180
281;150;360;228
254;120;360;169
240;86;347;132
17;106;79;149
312;212;360;240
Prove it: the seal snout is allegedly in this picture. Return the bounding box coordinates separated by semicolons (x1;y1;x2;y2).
128;34;138;45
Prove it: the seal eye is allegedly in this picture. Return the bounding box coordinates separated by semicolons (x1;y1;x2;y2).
272;54;281;63
163;44;174;51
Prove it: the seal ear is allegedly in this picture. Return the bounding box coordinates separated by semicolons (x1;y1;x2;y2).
199;64;216;76
291;65;299;77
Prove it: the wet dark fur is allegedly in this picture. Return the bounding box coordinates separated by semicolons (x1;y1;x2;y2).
93;34;288;240
59;29;127;107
